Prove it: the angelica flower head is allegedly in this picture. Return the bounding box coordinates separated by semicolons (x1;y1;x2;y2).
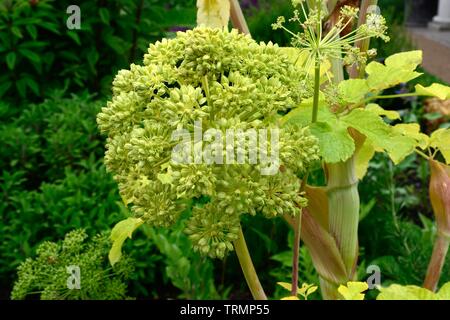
273;1;390;81
97;27;320;259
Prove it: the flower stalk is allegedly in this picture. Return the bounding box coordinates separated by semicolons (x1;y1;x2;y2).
233;225;267;300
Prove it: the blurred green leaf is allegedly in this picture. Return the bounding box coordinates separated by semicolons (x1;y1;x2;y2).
99;8;110;24
67;31;81;45
24;77;39;95
18;48;40;63
25;25;37;40
6;52;16;70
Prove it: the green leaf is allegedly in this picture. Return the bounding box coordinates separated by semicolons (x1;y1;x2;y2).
0;81;12;97
338;281;368;300
20;41;48;48
26;25;37;40
338;79;370;104
18;48;41;63
310;121;355;163
104;34;129;54
6;52;17;69
415;83;450;100
24;77;39;95
40;22;60;34
281;96;330;127
67;31;81;45
109;217;144;266
377;284;437;300
99;8;110;24
430;129;450;164
11;26;22;38
16;79;27;98
366;103;400;120
341;109;416;164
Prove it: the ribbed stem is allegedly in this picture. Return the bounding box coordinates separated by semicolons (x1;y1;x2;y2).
230;0;250;35
233;225;267;300
319;277;341;300
326;157;360;278
424;234;450;292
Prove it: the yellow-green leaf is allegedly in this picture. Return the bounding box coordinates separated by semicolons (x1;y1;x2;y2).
377;284;437;300
338;281;369;300
277;282;317;299
341;109;417;164
339;79;370;104
385;50;423;70
393;123;430;150
430;129;450;164
197;0;230;28
366;51;423;92
277;282;293;292
415;83;450;100
355;139;375;179
366;103;400;120
437;282;450;299
109;217;144;266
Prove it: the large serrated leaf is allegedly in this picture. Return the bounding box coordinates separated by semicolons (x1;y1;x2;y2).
109;217;144;266
338;79;369;104
310;121;355;163
366;51;423;92
342;109;417;164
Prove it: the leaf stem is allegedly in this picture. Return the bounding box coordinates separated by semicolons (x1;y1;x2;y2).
361;92;418;106
415;149;431;161
233;225;267;300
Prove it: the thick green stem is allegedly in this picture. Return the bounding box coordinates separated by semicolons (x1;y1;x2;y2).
319;277;341;300
326;157;360;278
424;234;450;292
234;225;267;300
312;55;321;123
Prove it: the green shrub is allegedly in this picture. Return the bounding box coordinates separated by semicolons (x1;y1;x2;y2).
0;94;222;299
0;0;196;102
11;229;135;300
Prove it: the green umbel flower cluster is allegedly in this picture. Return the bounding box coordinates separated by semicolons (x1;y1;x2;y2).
97;27;319;259
11;230;134;300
